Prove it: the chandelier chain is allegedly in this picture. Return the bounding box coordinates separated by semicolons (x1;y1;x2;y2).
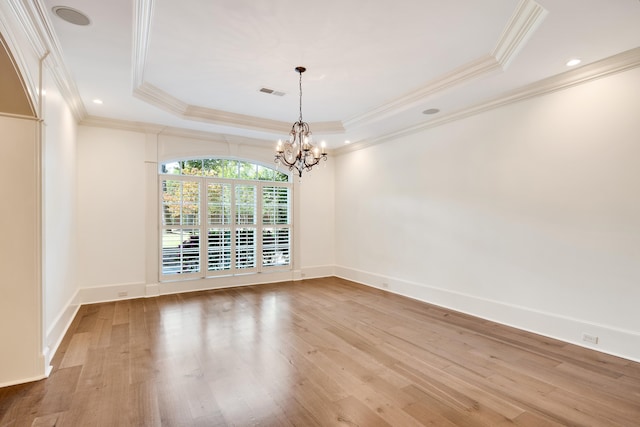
298;70;303;123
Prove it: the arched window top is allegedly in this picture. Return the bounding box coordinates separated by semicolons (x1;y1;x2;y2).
160;158;289;182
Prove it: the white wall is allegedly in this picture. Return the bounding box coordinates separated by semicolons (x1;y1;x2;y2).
335;67;640;361
76;127;335;301
297;160;335;277
42;68;79;364
77;126;147;294
0;115;43;386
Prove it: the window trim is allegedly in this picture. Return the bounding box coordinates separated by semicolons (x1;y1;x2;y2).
158;162;292;281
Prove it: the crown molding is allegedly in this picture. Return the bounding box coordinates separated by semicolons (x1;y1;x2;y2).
343;54;501;130
133;81;188;116
132;0;153;88
80;115;167;134
343;0;546;132
85;46;640;157
80;115;280;150
130;0;544;141
336;47;640;156
133;81;345;135
3;0;87;120
185;105;291;133
186;105;344;134
131;0;344;138
492;0;547;69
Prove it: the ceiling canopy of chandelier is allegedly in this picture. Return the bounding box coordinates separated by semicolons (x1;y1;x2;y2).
275;66;327;178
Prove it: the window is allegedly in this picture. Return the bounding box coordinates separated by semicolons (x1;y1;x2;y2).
160;159;291;279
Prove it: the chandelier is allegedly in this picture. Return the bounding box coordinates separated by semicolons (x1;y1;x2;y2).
275;66;327;178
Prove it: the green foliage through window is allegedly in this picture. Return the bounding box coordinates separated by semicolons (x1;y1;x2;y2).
160;159;289;182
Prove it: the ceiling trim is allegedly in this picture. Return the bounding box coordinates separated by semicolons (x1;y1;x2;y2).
185;105;296;134
131;0;342;136
131;0;545;139
336;47;640;155
4;0;87;120
133;81;188;116
343;0;547;132
80;115;280;150
81;115;166;134
132;0;153;88
492;0;547;69
79;47;640;156
343;54;502;129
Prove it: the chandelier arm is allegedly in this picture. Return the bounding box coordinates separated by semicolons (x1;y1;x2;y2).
274;66;326;179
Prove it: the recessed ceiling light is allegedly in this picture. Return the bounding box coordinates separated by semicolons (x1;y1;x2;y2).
566;58;581;67
52;6;91;26
422;108;440;115
344;140;351;145
93;99;103;104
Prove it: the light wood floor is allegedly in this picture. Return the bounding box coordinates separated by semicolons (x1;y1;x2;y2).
1;277;639;426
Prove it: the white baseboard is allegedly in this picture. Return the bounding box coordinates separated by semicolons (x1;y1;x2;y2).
145;283;160;297
297;265;335;280
79;281;148;304
334;265;640;363
45;290;81;367
77;266;333;305
0;373;49;388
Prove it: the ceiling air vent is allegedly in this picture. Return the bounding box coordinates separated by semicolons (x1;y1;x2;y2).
259;88;285;97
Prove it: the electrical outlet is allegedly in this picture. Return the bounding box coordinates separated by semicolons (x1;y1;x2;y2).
582;333;599;344
118;291;128;298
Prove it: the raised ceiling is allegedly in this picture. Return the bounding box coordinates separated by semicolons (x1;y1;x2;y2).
41;0;640;148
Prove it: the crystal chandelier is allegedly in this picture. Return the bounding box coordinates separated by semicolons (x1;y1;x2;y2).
275;66;327;178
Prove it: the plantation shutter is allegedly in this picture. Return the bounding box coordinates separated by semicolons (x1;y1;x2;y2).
262;186;291;267
160;178;201;276
159;160;292;280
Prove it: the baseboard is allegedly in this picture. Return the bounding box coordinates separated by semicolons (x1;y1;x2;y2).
45;289;81;367
334;265;640;363
0;373;49;389
297;265;335;280
79;281;148;304
77;266;335;305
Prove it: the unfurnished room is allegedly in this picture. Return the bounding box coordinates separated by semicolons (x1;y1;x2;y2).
1;0;639;425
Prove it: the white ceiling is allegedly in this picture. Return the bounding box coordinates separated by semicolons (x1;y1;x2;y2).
43;0;640;148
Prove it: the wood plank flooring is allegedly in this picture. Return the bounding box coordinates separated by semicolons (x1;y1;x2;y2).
1;277;639;426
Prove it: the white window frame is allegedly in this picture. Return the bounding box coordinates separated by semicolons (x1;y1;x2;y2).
159;167;292;281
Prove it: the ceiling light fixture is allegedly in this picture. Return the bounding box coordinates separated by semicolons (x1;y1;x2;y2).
275;67;327;178
566;58;581;67
93;99;103;104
